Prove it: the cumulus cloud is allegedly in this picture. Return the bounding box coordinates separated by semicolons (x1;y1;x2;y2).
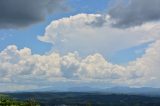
0;0;67;28
38;14;160;56
0;38;160;90
108;0;160;28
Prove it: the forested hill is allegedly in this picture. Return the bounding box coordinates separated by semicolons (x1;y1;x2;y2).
2;92;160;106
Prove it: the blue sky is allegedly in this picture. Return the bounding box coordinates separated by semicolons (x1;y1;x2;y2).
0;0;147;64
0;0;160;91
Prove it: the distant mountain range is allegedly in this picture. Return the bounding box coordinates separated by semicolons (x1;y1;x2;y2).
102;87;160;96
68;86;160;96
27;86;160;96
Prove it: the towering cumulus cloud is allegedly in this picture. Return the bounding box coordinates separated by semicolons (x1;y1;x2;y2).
0;0;66;28
38;14;160;56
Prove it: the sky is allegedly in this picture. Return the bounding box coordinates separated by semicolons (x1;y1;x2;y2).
0;0;160;91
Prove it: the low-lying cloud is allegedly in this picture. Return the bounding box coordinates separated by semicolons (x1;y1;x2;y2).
0;39;160;91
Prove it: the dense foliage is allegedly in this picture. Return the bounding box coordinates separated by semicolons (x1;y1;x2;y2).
0;94;40;106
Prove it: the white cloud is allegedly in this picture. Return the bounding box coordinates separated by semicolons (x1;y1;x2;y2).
38;13;160;56
0;45;62;84
0;38;160;90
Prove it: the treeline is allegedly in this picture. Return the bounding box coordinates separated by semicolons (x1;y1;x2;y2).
0;94;40;106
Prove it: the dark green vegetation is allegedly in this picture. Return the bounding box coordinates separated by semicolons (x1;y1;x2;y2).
1;92;160;106
0;94;40;106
